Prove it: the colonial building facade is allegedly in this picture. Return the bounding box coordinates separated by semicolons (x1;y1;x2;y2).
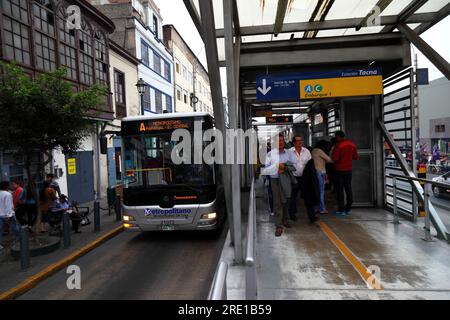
0;0;115;202
106;39;139;188
92;0;174;115
163;24;212;114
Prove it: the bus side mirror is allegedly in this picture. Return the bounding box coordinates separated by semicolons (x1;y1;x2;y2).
100;136;108;155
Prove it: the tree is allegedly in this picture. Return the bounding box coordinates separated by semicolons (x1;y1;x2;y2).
0;61;109;182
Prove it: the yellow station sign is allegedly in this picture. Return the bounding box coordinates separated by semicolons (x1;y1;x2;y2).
300;75;383;99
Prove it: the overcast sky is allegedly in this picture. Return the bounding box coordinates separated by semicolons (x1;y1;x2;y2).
154;0;450;89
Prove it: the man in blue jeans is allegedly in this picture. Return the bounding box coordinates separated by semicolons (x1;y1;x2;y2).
0;181;20;251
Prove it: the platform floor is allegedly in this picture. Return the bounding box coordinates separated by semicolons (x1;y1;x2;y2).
221;179;450;300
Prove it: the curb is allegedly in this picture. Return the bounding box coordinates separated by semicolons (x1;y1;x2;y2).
0;225;124;300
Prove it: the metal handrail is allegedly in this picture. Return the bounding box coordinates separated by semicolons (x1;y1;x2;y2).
389;174;450;242
245;179;257;300
246;179;256;267
379;119;448;241
389;174;450;189
208;261;228;300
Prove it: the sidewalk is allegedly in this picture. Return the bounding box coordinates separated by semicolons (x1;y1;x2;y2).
0;198;123;296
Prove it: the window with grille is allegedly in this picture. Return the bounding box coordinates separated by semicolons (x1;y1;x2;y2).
143;86;151;112
57;8;77;79
153;52;161;75
164;61;170;81
95;31;108;85
2;7;31;65
114;70;126;118
153;15;158;38
141;40;149;66
165;95;172;113
1;0;29;23
155;91;162;113
35;32;56;72
435;125;446;133
33;0;54;35
79;22;93;85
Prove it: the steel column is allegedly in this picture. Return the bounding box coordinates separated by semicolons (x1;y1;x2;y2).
198;0;235;247
398;23;450;81
274;0;289;36
224;0;243;263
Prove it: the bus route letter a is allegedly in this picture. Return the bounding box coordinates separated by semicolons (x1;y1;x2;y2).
66;265;81;290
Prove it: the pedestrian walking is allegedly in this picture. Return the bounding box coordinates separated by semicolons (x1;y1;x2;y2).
0;181;20;251
262;134;298;237
331;131;360;216
10;180;23;209
288;135;311;221
38;180;57;233
312;140;333;214
18;180;38;232
301;159;321;224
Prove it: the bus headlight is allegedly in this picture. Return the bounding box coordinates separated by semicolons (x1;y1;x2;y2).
123;215;136;222
201;213;217;220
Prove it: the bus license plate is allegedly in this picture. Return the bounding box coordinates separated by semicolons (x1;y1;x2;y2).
161;221;175;231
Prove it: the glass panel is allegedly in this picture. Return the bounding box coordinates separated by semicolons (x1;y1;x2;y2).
416;0;450;13
284;0;318;24
325;0;379;20
123;134;215;188
237;0;279;27
217;38;225;61
381;0;415;16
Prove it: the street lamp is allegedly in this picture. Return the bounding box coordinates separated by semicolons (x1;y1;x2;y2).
136;78;147;116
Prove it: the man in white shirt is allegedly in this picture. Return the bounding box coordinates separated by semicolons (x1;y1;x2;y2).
0;181;20;250
289;135;312;221
262;134;297;237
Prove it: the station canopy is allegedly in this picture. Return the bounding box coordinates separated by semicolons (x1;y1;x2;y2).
190;0;450;62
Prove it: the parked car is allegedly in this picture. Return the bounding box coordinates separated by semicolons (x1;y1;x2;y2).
432;171;450;199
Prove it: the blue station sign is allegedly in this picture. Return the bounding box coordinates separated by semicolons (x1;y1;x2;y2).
256;68;383;101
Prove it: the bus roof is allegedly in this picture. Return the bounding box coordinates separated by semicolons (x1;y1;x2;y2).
122;112;213;122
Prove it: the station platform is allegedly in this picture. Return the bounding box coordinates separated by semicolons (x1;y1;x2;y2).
219;179;450;300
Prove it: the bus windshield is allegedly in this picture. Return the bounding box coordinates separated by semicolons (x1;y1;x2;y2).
123;132;215;188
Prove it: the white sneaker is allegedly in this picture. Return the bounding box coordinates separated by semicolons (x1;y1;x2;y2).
0;245;4;251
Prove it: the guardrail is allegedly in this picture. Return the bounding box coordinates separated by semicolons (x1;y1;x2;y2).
208;261;228;300
390;174;450;242
208;178;257;300
379;120;448;241
245;179;257;300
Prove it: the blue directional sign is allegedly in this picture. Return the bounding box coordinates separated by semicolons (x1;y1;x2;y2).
256;74;299;101
256;68;383;101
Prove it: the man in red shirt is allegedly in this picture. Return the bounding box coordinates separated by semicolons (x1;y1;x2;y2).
331;131;359;216
10;180;23;209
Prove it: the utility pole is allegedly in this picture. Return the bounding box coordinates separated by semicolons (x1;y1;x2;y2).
414;53;420;174
191;61;198;112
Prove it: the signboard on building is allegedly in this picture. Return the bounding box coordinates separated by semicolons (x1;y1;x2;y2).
417;68;429;85
266;116;293;124
67;158;77;175
256;68;383;101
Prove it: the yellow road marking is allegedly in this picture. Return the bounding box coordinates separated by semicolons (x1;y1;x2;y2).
318;221;384;290
0;225;124;300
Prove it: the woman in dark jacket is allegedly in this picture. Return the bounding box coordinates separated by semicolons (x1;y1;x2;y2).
301;159;321;224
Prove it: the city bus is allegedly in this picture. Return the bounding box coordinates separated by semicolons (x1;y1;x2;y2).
120;113;225;232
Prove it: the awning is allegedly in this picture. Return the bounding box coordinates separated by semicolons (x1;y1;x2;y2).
187;0;450;62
